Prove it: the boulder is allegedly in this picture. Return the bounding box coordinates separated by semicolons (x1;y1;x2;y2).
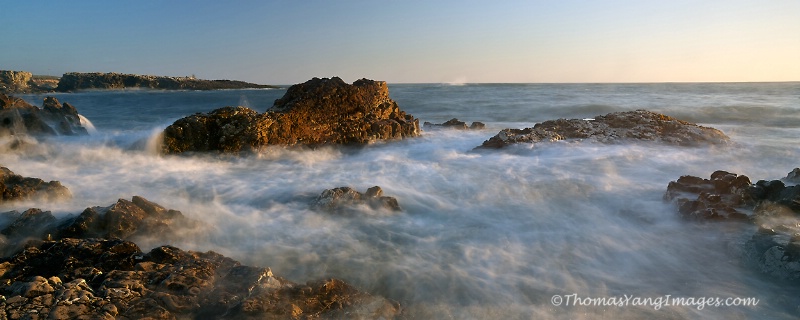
783;168;800;183
163;77;420;153
312;186;402;214
423;118;485;130
663;170;754;220
0;238;400;319
478;110;729;149
0;166;71;203
0;93;88;137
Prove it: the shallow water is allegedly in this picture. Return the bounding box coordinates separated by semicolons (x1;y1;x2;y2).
6;82;800;319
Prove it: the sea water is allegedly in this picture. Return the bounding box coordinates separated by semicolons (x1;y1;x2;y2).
6;82;800;319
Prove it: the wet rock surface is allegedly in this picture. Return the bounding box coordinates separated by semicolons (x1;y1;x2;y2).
312;186;402;214
479;109;729;149
0;93;88;138
423;118;485;130
665;168;800;282
162;77;420;154
0;238;399;319
0;166;71;204
55;72;278;92
0;197;400;319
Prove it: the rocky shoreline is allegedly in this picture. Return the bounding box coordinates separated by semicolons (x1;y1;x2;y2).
1;70;277;94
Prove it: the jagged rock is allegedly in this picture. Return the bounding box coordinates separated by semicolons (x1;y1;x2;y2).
479;110;729;149
55;72;278;91
312;186;402;214
0;196;201;257
664;170;754;220
0;166;71;203
423;118;485;130
0;238;400;319
0;93;88;137
665;169;800;283
0;71;32;94
163;77;420;153
783;168;800;183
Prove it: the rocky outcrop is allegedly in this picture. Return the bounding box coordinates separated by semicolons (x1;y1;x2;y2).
664;169;800;282
0;196;200;256
423;118;485;130
0;238;399;319
311;186;402;214
479;110;729;149
0;197;400;318
0;93;88;137
55;72;278;92
0;166;71;204
162;77;420;154
0;71;58;94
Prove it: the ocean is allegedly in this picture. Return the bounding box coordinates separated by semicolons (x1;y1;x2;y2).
7;82;800;319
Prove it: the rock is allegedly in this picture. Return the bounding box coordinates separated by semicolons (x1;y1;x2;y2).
162;77;420;154
0;166;71;203
665;169;800;283
55;72;278;92
663;170;754;220
312;186;402;214
0;238;400;319
478;109;730;149
0;70;32;94
0;196;201;257
423;118;486;130
783;168;800;183
0;93;88;137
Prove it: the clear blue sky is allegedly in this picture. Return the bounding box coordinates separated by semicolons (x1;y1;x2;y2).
3;0;798;84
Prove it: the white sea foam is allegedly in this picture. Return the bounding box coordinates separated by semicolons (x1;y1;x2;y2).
4;84;799;319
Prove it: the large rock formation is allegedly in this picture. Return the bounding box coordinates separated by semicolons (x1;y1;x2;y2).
0;197;400;319
55;72;278;91
162;77;420;154
0;93;88;137
479;110;729;149
664;169;800;282
0;166;71;204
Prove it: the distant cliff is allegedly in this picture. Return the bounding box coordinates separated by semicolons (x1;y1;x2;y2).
0;70;58;93
55;72;278;91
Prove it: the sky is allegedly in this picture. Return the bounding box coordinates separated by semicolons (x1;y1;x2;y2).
2;0;799;84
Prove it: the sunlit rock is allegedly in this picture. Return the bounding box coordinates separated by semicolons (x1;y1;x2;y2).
0;166;71;203
162;77;420;154
0;93;88;137
478;109;730;149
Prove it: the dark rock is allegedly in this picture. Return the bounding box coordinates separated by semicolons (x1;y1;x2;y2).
783;168;800;183
55;72;278;92
0;166;71;203
423;118;486;131
479;109;730;149
312;186;402;214
162;77;420;154
664;170;754;220
0;238;399;319
0;93;88;137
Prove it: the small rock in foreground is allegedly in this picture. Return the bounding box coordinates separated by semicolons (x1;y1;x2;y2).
312;186;402;214
0;166;71;203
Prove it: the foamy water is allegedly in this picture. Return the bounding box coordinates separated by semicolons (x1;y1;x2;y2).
7;83;800;319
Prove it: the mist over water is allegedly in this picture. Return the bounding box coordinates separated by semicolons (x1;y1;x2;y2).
7;83;800;319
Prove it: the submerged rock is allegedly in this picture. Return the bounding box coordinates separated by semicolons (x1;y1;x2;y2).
665;169;800;282
312;186;402;214
162;77;420;154
423;118;485;130
0;93;88;137
478;110;729;149
0;238;399;319
0;166;71;203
